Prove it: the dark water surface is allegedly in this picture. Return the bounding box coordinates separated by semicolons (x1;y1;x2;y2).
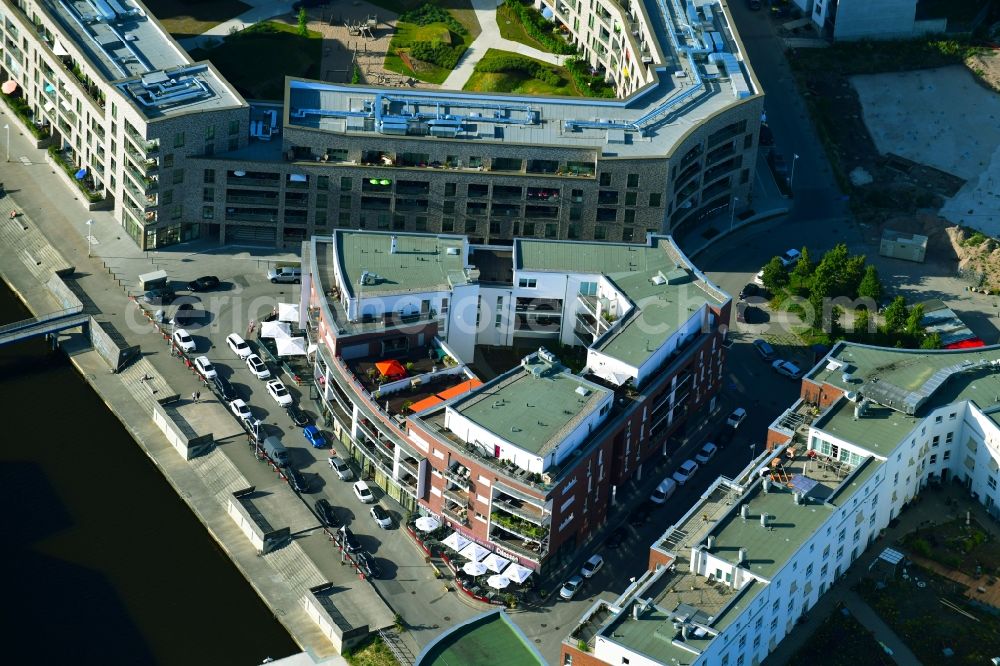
0;283;298;664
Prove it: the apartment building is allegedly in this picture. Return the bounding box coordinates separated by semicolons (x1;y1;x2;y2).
561;341;1000;665
0;0;763;250
0;0;248;249
302;230;731;573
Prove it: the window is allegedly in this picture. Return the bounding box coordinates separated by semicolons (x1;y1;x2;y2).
755;617;763;630
202;206;214;219
838;528;846;543
518;278;537;288
625;191;637;206
173;132;185;148
772;599;779;613
317;175;329;190
445;182;456;196
935;415;943;423
202;187;214;202
443;201;456;214
495;313;502;328
339;195;351;207
944;450;951;461
341;177;352;192
624;210;636;224
442;218;454;232
932;435;940;447
626;173;639;188
229;120;240;135
579;281;597;296
599;172;612;187
738;634;746;649
170;204;182;220
946;432;954;444
164;154;174;168
172;170;184;185
161;189;173;205
853;528;861;543
649;192;662;207
204;125;215;140
594;225;607;240
989;476;997;490
949;412;957;420
805;563;813;577
930;454;937;465
836;545;844;559
204;169;215;184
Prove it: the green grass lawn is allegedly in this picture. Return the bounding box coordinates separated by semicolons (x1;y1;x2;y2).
345;635;397;666
496;2;549;52
383;3;480;84
189;22;321;101
463;49;581;96
143;0;251;38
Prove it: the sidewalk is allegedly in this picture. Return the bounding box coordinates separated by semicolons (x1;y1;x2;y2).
441;0;567;90
678;151;790;259
177;0;295;51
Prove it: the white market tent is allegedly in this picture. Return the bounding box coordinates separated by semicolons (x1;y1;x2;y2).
276;336;308;356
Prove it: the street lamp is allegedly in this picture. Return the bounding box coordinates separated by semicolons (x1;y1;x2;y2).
4;124;9;163
789;153;800;191
729;196;739;233
85;219;94;257
749;443;757;462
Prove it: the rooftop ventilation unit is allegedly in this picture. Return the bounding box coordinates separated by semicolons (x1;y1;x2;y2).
651;272;667;286
575;386;590;397
538;347;557;364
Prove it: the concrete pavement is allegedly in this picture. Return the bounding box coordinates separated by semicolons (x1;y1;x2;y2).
441;0;567;91
177;0;296;51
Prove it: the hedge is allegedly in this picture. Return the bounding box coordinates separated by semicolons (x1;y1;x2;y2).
502;0;576;55
474;53;561;85
399;5;467;36
409;40;467;69
566;59;616;98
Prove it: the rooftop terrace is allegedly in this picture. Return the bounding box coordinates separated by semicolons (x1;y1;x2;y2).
334;231;468;299
516;237;727;370
448;355;611;457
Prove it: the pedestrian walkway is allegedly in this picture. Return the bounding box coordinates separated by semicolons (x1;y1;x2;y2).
440;0;567;90
177;0;294;51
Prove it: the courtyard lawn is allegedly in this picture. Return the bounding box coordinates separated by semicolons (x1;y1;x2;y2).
496;2;550;53
143;0;251;39
463;49;580;96
189;22;322;101
789;607;893;666
345;635;397;666
857;565;1000;665
384;3;480;84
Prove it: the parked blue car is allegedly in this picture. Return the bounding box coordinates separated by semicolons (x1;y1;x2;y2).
304;425;327;448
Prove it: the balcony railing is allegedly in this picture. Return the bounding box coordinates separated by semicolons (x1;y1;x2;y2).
442;505;469;526
444;486;469;506
493;498;546;525
443;466;471;491
489;532;544;562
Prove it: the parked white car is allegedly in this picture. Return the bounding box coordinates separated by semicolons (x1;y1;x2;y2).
172;329;196;353
353;480;375;503
560;575;584;600
245;354;271;380
226;333;252;359
695;442;718;464
370;505;392;529
779;248;802;267
194;356;217;380
672;459;700;485
266;379;293;407
229;398;253;422
772;359;802;379
726;408;747;428
650;477;678;505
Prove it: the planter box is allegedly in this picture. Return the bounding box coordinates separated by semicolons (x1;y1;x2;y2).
3;108;51;149
45;151;109;210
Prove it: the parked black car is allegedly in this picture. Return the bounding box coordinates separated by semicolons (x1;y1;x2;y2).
286;405;312;427
314;498;341;528
213;375;238;402
339;526;361;553
188;275;220;292
355;551;382;579
286;467;310;493
142;288;176;305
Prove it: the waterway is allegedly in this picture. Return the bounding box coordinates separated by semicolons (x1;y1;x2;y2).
0;283;298;664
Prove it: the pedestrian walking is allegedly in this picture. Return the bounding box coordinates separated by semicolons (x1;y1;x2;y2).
192;391;198;403
195;391;201;402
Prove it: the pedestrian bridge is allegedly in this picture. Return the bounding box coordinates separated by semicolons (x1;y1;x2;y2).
0;308;89;347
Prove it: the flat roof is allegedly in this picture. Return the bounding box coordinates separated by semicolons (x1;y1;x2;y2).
417;610;545;666
449;355;610;457
285;0;759;157
335;231;467;298
516;237;726;368
41;0;243;117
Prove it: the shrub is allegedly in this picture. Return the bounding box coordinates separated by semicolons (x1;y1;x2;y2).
565;58;617;98
409;40;465;69
399;5;467;36
909;537;931;558
474;53;563;87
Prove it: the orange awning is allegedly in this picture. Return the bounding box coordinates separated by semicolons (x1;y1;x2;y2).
409;395;444;413
375;359;407;380
436;378;483;400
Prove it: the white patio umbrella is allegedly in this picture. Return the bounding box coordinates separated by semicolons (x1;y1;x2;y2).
275;336;308;356
259;320;291;339
486;574;511;590
482;552;510;574
463;561;488;576
415;516;440;532
441;531;471;553
277;302;299;323
459;541;490;562
502;562;533;584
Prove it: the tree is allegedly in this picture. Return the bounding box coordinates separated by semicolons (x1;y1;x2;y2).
882;296;908;333
791;246;814;288
921;332;943;349
297;7;308;36
857;265;883;304
843;254;867;296
853;308;871;336
905;303;925;339
761;257;788;292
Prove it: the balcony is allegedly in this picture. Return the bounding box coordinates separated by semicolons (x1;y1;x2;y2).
399;456;421;477
444;485;469;506
443;464;471;491
489;531;545;562
226;193;279;206
493;497;546;525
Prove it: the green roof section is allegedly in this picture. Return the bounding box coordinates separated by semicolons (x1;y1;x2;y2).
450;354;610;456
515;237;727;369
813;398;920;457
602;607;713;665
336;231;467;298
416;610;546;666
